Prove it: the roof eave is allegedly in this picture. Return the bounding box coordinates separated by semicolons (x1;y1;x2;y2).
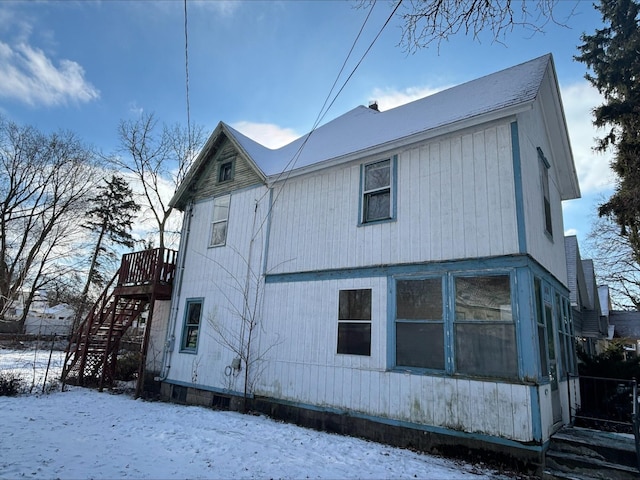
267;102;533;184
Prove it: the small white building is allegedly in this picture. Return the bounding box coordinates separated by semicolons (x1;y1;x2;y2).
5;291;75;336
158;54;581;473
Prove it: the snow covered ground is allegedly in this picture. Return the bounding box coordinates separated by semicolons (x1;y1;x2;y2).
0;348;514;479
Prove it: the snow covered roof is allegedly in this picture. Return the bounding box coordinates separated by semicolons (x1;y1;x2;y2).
225;54;551;177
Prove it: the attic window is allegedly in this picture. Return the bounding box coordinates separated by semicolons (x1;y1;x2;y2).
218;160;234;183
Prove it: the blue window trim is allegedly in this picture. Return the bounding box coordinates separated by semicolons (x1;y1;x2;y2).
511;122;527;254
388;269;520;380
537;147;553;240
358;155;397;226
180;297;204;354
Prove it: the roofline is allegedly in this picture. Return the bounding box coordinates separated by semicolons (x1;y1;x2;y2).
267;102;533;184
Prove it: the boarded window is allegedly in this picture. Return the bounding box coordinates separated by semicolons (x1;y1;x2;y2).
395;278;444;370
337;289;371;356
454;275;517;378
362;159;391;223
210;194;230;247
181;299;203;352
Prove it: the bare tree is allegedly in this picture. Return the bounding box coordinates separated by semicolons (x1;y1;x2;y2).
360;0;571;52
586;211;640;310
0;116;98;329
206;247;282;412
112;113;205;250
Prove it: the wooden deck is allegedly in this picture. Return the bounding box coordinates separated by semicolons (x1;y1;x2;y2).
111;249;177;300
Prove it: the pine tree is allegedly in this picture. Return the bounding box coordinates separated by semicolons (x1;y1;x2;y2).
79;175;140;314
575;0;640;256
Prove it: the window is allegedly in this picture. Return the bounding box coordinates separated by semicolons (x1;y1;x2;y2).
538;148;552;236
337;289;371;356
395;278;444;369
218;161;234;183
362;159;392;223
454;275;517;378
181;299;203;352
210;194;230;247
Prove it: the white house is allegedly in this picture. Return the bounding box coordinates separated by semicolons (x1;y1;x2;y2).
158;54;581;473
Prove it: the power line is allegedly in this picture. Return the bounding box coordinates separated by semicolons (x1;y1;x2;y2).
184;0;192;148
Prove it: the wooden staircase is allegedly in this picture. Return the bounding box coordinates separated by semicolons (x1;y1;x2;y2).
62;248;177;392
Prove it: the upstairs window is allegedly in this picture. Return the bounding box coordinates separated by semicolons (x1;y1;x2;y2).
181;298;203;353
337;289;371;356
538;148;552;237
218;161;234;183
210;194;230;247
362;158;393;223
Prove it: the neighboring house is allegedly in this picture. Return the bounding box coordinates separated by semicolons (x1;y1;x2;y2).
1;290;74;336
158;54;581;473
609;310;640;357
564;236;610;356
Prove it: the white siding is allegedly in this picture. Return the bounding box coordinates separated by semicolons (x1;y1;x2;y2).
165;186;269;393
266;121;519;275
254;278;535;442
516;99;569;286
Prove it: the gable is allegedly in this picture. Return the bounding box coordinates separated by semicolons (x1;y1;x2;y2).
171;127;265;210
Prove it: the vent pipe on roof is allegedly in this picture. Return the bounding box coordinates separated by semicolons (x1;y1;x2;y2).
368;101;379;111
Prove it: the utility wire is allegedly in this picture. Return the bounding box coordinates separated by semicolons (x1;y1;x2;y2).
251;0;402;240
184;0;192;149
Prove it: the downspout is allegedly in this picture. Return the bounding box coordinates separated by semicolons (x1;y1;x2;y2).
158;201;194;381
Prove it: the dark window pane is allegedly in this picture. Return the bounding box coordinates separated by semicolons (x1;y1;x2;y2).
364;190;390;222
219;162;233;182
396;322;444;369
455;323;517;378
184;326;199;349
397;279;442;319
538;325;549;377
455;275;511;321
187;302;201;325
337;323;371;356
339;289;371;320
364;160;390;191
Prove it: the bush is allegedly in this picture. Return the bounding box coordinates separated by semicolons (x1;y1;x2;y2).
115;351;140;381
0;371;25;396
578;343;640;379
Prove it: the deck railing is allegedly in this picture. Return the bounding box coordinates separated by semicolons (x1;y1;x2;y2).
117;248;178;287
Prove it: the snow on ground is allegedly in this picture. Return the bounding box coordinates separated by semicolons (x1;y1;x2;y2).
0;348;512;479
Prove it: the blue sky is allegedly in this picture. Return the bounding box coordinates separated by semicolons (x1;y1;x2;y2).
0;0;614;249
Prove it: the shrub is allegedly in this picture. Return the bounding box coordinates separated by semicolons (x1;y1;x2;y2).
0;371;25;396
115;351;140;381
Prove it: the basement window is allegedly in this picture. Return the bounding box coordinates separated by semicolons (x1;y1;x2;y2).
337;289;371;356
180;298;203;353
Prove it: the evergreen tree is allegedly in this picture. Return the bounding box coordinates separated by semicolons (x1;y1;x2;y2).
80;175;140;308
575;0;640;256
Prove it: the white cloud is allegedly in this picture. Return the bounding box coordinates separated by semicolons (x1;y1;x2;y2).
560;81;615;195
368;85;449;111
231;121;300;149
191;0;241;17
0;41;99;107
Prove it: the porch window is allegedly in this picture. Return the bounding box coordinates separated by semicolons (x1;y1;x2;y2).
181;298;203;353
210;194;230;247
361;158;394;223
538;148;552;237
454;275;517;378
395;278;444;370
337;289;371;356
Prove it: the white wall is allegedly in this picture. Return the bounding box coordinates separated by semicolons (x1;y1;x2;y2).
266;120;519;275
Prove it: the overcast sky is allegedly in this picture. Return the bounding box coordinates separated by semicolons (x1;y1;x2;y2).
0;0;615;247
